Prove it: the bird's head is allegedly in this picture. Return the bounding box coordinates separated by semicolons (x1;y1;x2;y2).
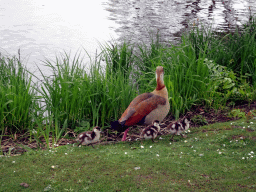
155;66;165;90
152;120;160;131
93;126;102;133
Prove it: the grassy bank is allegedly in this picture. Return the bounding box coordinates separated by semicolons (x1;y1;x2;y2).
1;17;256;148
1;119;256;191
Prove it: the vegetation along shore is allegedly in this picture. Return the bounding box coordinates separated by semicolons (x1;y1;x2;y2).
1;17;256;191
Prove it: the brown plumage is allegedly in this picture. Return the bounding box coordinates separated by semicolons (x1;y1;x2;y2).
140;120;160;142
76;126;101;147
111;66;170;141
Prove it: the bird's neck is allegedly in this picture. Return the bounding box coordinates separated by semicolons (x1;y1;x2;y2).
152;86;169;101
155;73;165;91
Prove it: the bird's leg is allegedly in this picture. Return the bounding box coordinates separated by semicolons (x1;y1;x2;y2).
91;144;95;148
170;134;174;141
121;128;129;141
77;141;82;146
151;138;155;142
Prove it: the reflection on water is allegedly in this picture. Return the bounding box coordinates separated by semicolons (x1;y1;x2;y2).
0;0;117;75
104;0;256;44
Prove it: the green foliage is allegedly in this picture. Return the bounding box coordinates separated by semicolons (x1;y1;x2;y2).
229;109;246;119
37;51;137;132
0;55;36;133
2;16;256;143
191;115;208;126
189;16;256;86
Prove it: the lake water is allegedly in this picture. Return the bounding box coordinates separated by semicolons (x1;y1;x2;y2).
1;0;256;76
105;0;256;44
0;0;117;76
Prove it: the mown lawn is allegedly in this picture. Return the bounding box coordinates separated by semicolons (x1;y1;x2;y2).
1;119;256;191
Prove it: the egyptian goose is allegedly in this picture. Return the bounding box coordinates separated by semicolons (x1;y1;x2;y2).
111;66;170;141
140;120;160;142
167;118;190;141
76;126;101;147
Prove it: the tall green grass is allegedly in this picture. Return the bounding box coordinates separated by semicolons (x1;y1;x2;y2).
37;49;138;133
2;16;256;145
0;55;36;134
189;17;256;86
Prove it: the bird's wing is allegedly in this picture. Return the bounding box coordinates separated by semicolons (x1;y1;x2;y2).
119;93;167;126
79;131;93;141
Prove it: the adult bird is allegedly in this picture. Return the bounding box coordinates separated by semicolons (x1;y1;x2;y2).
111;66;170;141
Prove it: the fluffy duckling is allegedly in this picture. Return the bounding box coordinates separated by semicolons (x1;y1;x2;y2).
140;120;161;142
76;126;101;147
167;118;190;141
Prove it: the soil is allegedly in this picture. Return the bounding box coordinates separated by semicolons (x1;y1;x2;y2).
1;101;256;156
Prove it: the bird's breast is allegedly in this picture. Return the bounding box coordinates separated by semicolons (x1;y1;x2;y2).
144;102;170;125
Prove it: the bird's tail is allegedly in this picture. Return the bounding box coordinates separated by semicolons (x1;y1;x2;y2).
111;121;127;132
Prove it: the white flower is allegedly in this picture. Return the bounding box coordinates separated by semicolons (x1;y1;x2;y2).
65;153;67;155
250;122;253;124
230;141;232;143
134;167;140;170
51;165;55;169
125;152;127;155
217;149;219;151
206;134;208;136
199;154;204;157
169;142;172;145
150;146;152;148
242;157;245;160
159;137;163;140
141;146;144;149
156;154;159;157
243;127;245;129
181;152;183;154
188;180;190;183
231;122;233;125
12;161;15;163
251;151;254;154
188;130;191;133
184;140;187;143
219;152;222;154
251;155;254;158
193;150;196;152
223;144;226;147
240;137;243;140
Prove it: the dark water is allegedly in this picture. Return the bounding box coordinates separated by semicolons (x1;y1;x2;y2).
104;0;256;44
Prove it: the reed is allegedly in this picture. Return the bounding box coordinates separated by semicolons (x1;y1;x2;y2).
0;55;35;134
1;16;256;140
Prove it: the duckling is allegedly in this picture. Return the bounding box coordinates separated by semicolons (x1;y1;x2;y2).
140;120;160;142
76;126;101;147
167;118;190;141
